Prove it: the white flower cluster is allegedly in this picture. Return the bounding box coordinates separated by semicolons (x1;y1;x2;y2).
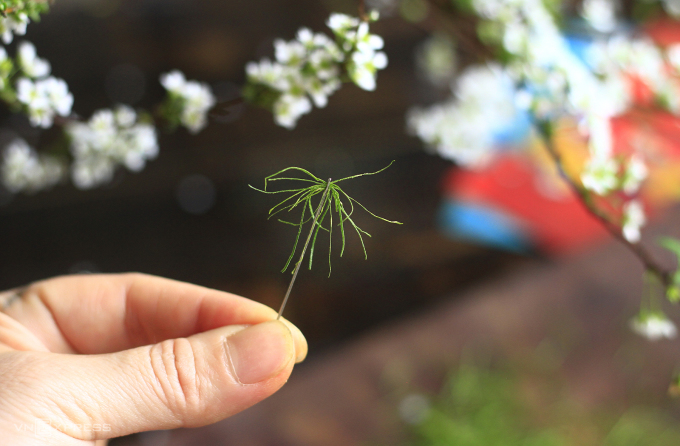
587;36;673;111
0;12;28;44
245;12;387;129
1;138;63;193
410;0;593;166
329;12;388;91
67;106;158;189
407;64;518;167
630;312;677;341
160;70;215;134
662;0;680;18
580;153;648;243
482;0;657;242
408;0;657;243
14;41;73;128
581;0;618;33
622;199;646;243
581;154;648;197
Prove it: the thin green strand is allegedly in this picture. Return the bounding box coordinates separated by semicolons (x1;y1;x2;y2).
250;161;402;275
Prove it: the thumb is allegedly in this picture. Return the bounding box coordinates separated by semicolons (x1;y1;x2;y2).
25;321;296;441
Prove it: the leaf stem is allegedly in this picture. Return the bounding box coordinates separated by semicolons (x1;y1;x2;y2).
277;178;332;320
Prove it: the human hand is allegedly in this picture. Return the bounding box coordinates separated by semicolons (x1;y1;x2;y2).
0;273;307;445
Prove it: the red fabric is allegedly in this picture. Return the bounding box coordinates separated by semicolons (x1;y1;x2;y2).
645;17;680;46
441;156;608;255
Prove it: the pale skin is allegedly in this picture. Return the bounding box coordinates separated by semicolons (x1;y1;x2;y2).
0;273;308;445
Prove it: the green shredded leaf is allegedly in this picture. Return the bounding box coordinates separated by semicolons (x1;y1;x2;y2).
250;161;402;276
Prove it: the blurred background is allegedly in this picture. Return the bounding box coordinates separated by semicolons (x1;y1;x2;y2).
0;0;531;352
2;0;680;444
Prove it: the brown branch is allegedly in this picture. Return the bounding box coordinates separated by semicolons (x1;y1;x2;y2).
423;0;495;61
209;96;245;117
358;0;368;22
536;123;672;287
412;0;674;289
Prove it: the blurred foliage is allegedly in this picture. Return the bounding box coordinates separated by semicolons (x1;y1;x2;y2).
659;237;680;302
401;364;680;446
0;0;48;21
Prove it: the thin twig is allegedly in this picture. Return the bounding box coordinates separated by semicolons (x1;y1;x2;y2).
536;123;672;287
422;0;494;61
416;2;673;287
210;96;245;116
358;0;368;21
277;178;333;320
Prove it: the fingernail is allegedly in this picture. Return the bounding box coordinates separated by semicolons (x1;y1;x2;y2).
279;318;308;363
225;321;293;384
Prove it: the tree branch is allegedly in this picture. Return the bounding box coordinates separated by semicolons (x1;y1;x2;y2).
536;122;672;287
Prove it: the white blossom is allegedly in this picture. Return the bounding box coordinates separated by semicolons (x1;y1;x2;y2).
348;49;388;91
123;123;158;171
273;93;312;129
246;59;291;91
71;156;115;190
411;0;680;181
16;76;74;128
17;41;50;78
581;155;619;195
296;27;315;48
309;48;342;79
351;22;384;55
246;12;386;128
303;76;341;107
471;0;507;20
326;13;360;35
667;43;680;72
589;36;668;101
115;104;137;128
631;312;677;340
622;199;646;243
180;82;215;133
16;78;51;127
581;0;618;33
662;0;680;17
274;39;306;65
67;106;159;189
342;16;388;91
0;13;28;45
40;77;73;116
160;71;215;134
160;70;186;93
407;64;518;167
621;155;647;195
1;138;64;193
586;114;614;157
503;19;530;55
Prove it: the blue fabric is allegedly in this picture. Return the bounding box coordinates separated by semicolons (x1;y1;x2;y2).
565;34;593;65
492;110;532;147
438;200;530;253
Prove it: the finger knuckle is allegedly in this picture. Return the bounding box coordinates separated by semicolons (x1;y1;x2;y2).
148;338;203;421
